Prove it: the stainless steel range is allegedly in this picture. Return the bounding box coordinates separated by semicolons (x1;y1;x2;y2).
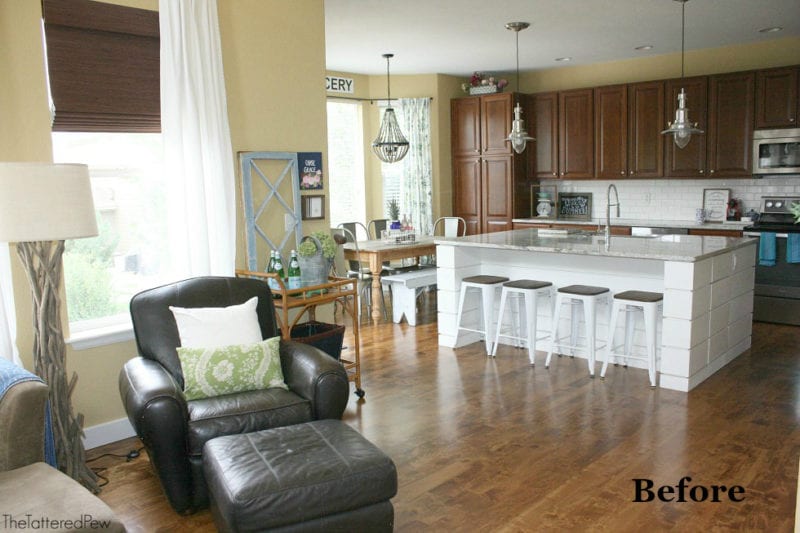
743;196;800;326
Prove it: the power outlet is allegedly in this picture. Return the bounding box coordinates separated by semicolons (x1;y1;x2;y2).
285;213;294;231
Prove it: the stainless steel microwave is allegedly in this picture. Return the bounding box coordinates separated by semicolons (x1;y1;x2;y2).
753;128;800;175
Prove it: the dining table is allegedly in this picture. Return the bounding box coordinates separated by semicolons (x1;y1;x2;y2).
343;236;437;320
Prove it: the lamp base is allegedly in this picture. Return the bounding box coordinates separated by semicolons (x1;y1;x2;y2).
16;240;98;492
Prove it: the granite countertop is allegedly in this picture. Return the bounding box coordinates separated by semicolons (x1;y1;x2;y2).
512;217;751;231
434;228;756;262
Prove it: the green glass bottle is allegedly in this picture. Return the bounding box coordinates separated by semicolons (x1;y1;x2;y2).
274;251;285;289
288;250;301;289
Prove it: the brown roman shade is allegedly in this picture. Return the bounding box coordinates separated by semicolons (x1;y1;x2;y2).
42;0;160;132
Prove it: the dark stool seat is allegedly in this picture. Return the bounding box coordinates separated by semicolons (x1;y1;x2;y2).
203;420;397;532
462;275;510;285
558;284;610;296
614;290;663;302
504;279;552;290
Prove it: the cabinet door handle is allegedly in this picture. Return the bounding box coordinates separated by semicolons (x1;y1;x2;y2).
629;171;634;176
560;172;565;176
699;169;704;174
552;172;557;176
790;117;796;122
620;171;625;175
710;169;715;174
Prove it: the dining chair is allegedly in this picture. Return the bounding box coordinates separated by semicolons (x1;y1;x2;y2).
333;225;387;321
432;216;467;237
338;222;370;273
367;218;391;240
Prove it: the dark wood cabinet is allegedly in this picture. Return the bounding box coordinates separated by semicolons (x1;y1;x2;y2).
451;97;481;156
594;85;627;179
559;88;594;179
755;67;798;129
688;228;743;237
594;82;664;179
628;81;664;178
533;92;559;179
664;76;708;177
707;71;754;177
451;92;529;235
452;156;481;236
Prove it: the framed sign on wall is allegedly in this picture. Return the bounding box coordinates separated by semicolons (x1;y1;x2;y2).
557;192;592;221
302;195;325;220
702;188;730;223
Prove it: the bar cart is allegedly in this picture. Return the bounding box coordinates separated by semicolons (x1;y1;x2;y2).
235;270;364;398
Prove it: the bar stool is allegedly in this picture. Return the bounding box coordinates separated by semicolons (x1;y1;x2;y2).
601;290;663;387
455;275;509;355
491;280;555;365
545;284;611;377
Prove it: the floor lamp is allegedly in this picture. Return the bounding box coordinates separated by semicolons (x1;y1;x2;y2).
0;162;99;491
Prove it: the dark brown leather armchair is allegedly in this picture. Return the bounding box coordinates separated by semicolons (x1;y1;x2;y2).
118;276;349;514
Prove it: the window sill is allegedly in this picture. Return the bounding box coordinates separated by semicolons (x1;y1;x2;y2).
66;322;135;351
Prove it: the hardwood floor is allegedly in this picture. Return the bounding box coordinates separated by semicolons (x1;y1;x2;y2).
88;299;800;531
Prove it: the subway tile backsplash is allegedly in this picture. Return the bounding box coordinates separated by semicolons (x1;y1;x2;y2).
541;177;800;220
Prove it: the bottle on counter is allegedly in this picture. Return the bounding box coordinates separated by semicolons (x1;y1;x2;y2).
274;251;285;289
266;250;278;291
287;250;301;289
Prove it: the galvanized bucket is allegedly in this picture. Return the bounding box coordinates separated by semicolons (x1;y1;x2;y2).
297;235;332;286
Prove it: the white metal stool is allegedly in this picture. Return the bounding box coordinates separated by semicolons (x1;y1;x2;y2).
601;290;663;387
455;275;510;355
491;280;555;365
545;284;611;377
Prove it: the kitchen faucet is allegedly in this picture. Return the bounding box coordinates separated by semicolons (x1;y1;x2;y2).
605;184;620;250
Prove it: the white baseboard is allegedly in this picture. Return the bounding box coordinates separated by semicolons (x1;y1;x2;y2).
83;417;136;450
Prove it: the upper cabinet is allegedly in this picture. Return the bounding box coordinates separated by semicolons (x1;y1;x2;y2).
594;84;627;179
627;81;665;178
707;71;754;177
755;67;799;129
481;93;515;156
664;76;708;178
451;97;481;156
533;92;559;179
594;81;664;179
533;89;594;179
558;88;594;179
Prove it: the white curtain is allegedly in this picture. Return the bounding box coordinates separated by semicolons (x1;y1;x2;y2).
0;244;21;365
398;98;433;236
160;0;236;277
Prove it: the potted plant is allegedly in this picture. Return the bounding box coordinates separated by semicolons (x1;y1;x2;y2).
297;231;337;285
387;198;401;229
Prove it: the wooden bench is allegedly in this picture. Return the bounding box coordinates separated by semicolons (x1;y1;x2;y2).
380;269;437;325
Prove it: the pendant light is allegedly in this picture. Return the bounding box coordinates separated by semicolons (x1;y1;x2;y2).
372;53;409;163
661;0;703;149
505;22;534;154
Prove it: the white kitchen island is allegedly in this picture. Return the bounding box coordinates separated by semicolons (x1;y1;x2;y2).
436;229;757;392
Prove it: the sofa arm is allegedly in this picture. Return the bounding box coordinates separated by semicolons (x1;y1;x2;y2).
0;380;48;471
118;357;194;513
280;341;349;420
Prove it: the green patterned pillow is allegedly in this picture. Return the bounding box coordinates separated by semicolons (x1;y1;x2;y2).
177;336;288;400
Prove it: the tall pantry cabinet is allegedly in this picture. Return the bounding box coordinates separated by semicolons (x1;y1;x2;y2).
451;92;530;235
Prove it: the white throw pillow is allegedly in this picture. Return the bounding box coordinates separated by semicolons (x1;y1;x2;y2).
169;296;263;348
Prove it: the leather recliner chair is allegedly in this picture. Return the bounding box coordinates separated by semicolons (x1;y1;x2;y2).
118;276;350;514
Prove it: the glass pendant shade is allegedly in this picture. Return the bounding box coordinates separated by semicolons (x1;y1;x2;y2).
372;53;409;163
662;88;703;148
507;103;534;154
372;107;409;163
505;22;534;154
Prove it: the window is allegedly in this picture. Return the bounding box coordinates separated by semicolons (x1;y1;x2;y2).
43;0;163;339
53;133;168;334
326;100;366;227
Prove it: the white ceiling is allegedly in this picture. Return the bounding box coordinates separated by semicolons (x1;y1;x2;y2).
324;0;800;76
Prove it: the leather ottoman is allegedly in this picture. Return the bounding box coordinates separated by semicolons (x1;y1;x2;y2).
203;420;397;532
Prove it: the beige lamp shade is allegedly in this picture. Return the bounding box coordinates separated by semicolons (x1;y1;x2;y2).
0;162;98;242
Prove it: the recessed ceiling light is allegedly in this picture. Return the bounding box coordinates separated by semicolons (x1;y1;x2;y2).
635;45;654;51
554;57;572;62
758;26;783;33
